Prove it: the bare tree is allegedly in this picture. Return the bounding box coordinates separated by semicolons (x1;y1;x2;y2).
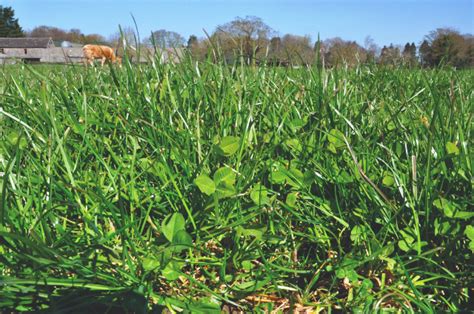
215;16;273;64
364;36;378;62
324;37;368;67
280;34;314;65
144;29;185;48
109;26;138;48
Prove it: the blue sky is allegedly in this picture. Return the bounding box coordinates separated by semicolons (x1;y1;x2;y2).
3;0;473;46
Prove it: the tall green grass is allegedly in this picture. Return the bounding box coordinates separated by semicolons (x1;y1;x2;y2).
0;58;472;312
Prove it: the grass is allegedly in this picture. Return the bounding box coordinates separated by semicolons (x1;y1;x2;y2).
0;57;472;312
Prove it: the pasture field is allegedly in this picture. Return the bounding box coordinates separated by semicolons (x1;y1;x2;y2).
0;59;472;312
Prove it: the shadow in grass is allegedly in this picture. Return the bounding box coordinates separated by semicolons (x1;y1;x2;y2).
37;290;148;314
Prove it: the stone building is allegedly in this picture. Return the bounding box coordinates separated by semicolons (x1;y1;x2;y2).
0;37;83;64
0;37;184;65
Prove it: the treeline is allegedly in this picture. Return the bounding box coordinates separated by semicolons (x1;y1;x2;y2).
26;25;107;45
24;22;474;69
186;16;473;68
1;4;472;68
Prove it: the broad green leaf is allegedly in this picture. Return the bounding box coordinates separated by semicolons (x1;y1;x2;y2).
398;238;413;252
336;268;358;282
398;229;415;252
194;173;216;195
446;141;459;155
250;183;269;205
161;213;186;242
328;129;346;148
435;218;461;236
338;171;353;184
303;171;316;186
7;131;27;149
286;192;298;208
350;225;368;244
379;243;395;260
465;226;474;253
217;136;240;157
397;231;427;252
289;118;305;131
382;174;395;187
233;278;271;292
387;121;396;131
263;132;272;143
327;143;337;154
464;225;474;241
142;257;160;272
361;278;374;290
434;197;474;219
170;230;193;252
287;167;304;188
469;241;474;253
242;260;254;271
173;229;192;246
215;181;236;199
236;225;267;240
285;138;302;152
161;261;183;281
139;158;166;176
213;166;236;185
270;170;286;184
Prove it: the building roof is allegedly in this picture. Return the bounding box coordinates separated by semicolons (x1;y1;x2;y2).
0;37;55;48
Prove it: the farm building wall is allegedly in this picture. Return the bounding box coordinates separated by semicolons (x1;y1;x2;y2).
0;46;184;64
0;47;83;64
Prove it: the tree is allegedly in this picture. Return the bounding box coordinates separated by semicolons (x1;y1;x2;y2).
324;37;368;67
402;42;417;67
144;29;185;48
215;16;273;64
379;44;401;66
364;35;379;63
280;34;314;65
419;40;432;67
82;33;106;44
109;26;138;48
28;25;106;44
0;5;24;37
268;36;282;65
424;28;472;67
186;35;210;61
108;26;139;60
187;35;198;49
28;25;67;39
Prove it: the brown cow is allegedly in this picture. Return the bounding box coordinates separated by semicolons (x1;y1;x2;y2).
83;44;122;66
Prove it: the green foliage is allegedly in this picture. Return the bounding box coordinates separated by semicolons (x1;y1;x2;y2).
0;6;24;37
446;141;460;155
250;183;269;205
194;173;216;195
0;60;472;312
215;136;240;157
161;213;186;243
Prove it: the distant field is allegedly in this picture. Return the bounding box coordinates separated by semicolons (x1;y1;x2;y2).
0;60;472;312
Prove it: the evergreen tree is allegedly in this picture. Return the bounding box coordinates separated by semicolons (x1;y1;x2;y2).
419;40;432;67
402;42;417;66
379;44;401;65
187;35;198;49
0;6;24;37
